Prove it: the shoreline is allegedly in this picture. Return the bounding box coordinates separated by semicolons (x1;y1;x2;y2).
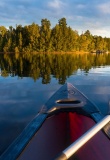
0;51;109;55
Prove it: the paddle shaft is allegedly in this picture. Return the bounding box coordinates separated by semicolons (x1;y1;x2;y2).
55;115;110;160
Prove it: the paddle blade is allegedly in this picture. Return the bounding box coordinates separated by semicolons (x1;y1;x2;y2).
103;101;110;139
103;122;110;139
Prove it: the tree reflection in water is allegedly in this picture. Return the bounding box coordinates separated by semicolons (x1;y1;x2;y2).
0;53;110;84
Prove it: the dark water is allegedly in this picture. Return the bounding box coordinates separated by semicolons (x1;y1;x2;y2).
0;53;110;155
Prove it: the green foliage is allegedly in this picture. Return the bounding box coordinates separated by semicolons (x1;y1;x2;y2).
0;18;110;52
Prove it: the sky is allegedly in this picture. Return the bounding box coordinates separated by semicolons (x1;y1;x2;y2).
0;0;110;37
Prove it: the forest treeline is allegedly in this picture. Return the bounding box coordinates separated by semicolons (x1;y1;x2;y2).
0;18;110;53
0;53;110;84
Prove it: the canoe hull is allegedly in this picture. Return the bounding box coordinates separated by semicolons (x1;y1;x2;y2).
18;112;110;160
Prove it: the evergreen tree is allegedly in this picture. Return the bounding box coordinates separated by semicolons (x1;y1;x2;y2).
39;19;51;52
58;18;68;51
22;23;40;52
79;34;89;51
51;24;61;51
0;26;7;51
94;36;107;51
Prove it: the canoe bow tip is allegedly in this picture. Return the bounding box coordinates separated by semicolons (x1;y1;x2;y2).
65;82;74;89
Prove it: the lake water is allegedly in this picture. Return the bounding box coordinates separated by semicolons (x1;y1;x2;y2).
0;53;110;155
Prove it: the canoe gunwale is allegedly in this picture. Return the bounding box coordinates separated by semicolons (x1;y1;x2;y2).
0;113;48;160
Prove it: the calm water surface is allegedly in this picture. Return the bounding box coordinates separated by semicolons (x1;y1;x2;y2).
0;53;110;155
